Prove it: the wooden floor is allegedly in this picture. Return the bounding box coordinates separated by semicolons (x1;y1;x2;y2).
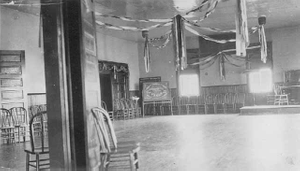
2;114;300;170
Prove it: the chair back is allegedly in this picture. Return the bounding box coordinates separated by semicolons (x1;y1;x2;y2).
91;107;117;151
10;107;28;126
0;108;14;128
29;111;48;152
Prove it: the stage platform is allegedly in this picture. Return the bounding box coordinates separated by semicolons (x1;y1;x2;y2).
240;105;300;115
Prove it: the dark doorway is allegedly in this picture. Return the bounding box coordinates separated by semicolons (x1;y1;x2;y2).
100;73;113;111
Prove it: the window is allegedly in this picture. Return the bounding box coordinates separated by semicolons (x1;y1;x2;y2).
249;68;273;93
179;74;200;96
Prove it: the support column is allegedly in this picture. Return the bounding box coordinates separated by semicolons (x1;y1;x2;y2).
42;0;101;170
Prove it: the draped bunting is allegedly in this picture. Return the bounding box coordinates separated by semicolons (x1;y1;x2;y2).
183;17;236;33
220;54;226;80
235;0;249;57
172;15;187;71
143;31;151;73
94;12;172;23
185;25;236;44
95;20;172;32
258;25;267;63
149;31;172;49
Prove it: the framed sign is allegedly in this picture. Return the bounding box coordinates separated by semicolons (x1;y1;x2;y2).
143;81;171;102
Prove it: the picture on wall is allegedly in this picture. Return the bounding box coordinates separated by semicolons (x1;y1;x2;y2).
143;81;171;102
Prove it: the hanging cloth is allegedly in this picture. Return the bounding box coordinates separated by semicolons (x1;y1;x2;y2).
259;25;267;63
235;0;249;57
172;15;187;71
219;54;226;80
143;31;151;73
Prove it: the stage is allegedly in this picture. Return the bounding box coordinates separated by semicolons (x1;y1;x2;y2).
240;105;300;115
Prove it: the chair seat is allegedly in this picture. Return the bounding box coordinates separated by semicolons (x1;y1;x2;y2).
24;147;50;155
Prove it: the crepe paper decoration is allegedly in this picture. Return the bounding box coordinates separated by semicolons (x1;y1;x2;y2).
186;0;212;15
142;31;151;73
95;20;172;32
94;12;172;23
190;0;221;23
149;32;172;49
172;15;188;71
38;12;43;48
149;30;172;42
235;0;249;57
220;54;226;80
185;25;236;44
258;25;267;63
183;18;236;34
190;45;260;66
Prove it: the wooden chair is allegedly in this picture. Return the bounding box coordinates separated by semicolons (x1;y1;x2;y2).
102;101;114;121
91;107;140;171
274;94;289;105
224;93;236;113
10;107;29;143
197;95;206;114
24;111;50;171
114;99;129;120
204;94;215;114
235;93;246;113
214;94;226;114
0;108;16;144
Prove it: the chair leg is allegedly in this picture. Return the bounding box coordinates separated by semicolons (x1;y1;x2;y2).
36;154;39;171
26;153;29;171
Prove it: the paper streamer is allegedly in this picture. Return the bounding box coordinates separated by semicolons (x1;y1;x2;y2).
96;20;172;32
95;12;172;23
235;0;249;57
185;25;236;44
149;32;172;49
183;18;236;33
143;31;151;73
259;25;267;63
220;54;226;80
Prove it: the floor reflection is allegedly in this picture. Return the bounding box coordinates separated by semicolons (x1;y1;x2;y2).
1;114;300;170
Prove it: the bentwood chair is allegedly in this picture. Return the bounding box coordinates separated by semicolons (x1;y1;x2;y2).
91;107;140;171
10;107;29;143
101;101;114;121
0;108;16;144
24;111;49;171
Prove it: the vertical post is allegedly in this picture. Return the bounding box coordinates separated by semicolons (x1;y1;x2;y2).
42;2;71;170
42;0;101;170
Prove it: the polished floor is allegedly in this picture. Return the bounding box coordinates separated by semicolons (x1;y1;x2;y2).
2;114;300;170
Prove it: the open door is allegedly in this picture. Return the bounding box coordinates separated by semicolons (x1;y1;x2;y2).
100;73;113;111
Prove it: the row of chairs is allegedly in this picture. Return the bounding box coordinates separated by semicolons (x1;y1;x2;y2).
0;107;28;144
113;99;141;120
161;93;246;115
24;107;139;171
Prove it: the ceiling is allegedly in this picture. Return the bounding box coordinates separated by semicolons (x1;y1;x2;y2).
1;0;300;41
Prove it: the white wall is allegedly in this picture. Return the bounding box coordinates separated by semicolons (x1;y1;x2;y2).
138;41;177;88
96;31;140;90
0;7;46;93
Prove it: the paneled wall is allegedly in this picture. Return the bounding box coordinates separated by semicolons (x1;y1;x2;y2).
27;93;46;107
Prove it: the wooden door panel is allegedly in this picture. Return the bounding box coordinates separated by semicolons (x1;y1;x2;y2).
0;51;26;110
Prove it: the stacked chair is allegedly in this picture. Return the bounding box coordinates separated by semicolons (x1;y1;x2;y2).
0;108;16;144
113;99;141;120
91;107;140;170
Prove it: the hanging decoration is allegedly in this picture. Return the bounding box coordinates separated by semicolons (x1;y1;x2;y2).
235;0;249;57
38;11;43;48
219;53;226;80
172;15;187;71
149;31;172;49
94;12;172;23
95;20;172;32
183;18;236;34
185;25;236;44
258;15;267;63
142;31;151;73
